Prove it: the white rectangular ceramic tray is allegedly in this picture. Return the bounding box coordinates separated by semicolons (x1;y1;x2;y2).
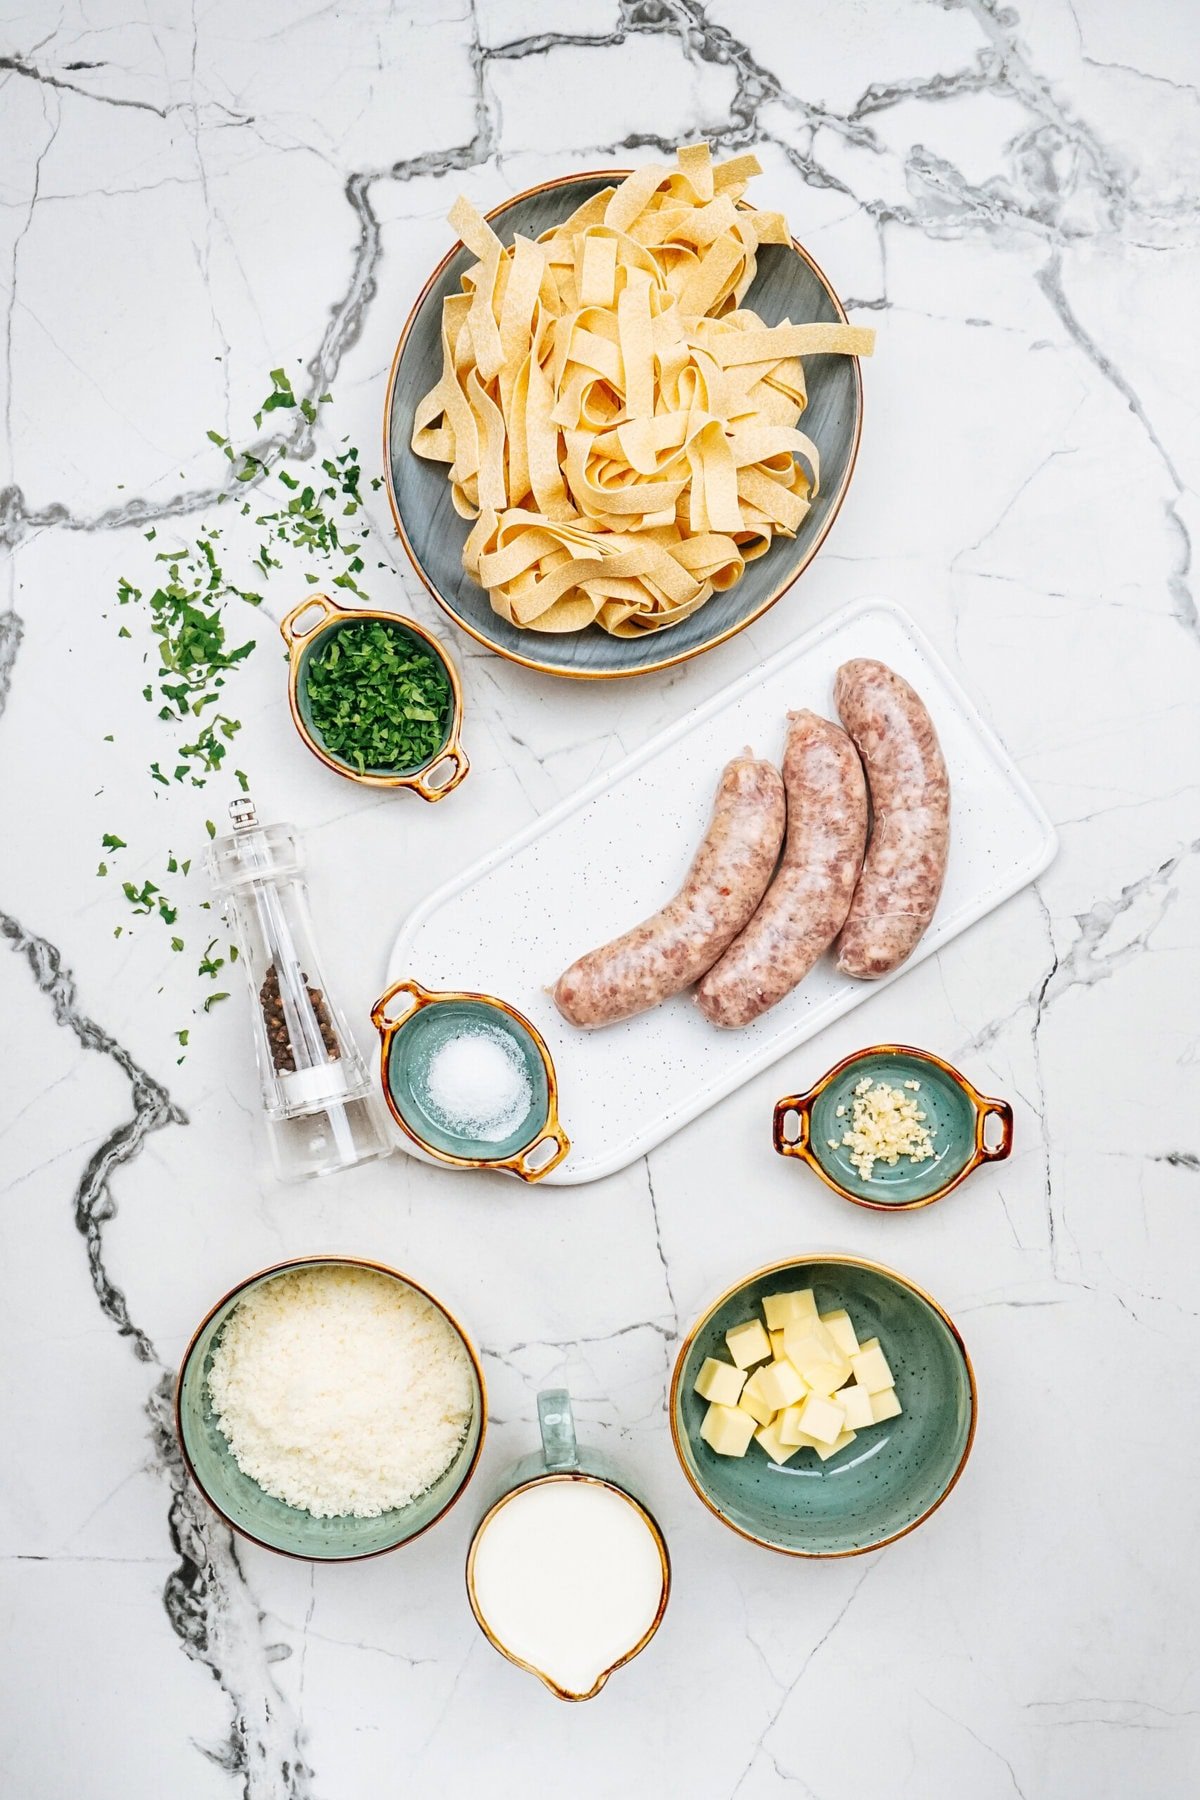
388;598;1056;1184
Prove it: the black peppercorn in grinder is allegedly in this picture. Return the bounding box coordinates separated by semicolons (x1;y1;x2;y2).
206;796;393;1181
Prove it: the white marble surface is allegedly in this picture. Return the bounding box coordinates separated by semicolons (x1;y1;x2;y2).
1;3;1198;1795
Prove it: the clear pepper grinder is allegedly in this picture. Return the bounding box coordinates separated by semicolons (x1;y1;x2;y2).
207;795;394;1182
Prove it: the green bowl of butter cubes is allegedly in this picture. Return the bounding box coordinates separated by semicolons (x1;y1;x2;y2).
670;1256;976;1556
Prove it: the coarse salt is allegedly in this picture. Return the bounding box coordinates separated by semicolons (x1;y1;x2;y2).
419;1023;532;1142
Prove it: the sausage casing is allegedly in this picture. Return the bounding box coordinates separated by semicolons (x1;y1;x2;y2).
696;711;868;1028
833;658;950;979
553;754;786;1028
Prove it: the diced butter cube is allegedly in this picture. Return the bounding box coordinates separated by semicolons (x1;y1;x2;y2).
812;1428;857;1462
755;1358;806;1412
777;1405;817;1448
737;1368;777;1427
693;1357;746;1408
806;1361;851;1397
859;1336;880;1353
755;1418;800;1465
782;1322;850;1395
850;1344;895;1394
820;1309;860;1359
834;1383;875;1430
699;1402;757;1457
781;1318;843;1368
769;1329;786;1359
796;1391;846;1447
869;1386;903;1423
726;1318;772;1369
762;1289;818;1330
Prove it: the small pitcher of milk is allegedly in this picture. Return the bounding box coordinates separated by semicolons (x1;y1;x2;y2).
466;1390;671;1700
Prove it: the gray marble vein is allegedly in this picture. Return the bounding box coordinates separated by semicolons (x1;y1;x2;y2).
2;0;1198;1794
1;906;315;1797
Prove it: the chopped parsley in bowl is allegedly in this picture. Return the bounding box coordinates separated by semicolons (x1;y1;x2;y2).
300;615;454;776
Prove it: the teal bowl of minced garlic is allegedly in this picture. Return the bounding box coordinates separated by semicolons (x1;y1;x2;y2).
774;1045;1013;1210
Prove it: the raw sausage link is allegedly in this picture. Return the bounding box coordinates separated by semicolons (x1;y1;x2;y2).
834;658;950;979
553;755;786;1029
696;711;868;1028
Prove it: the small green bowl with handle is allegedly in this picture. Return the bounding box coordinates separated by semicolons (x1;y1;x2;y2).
175;1254;486;1560
280;590;470;800
670;1255;976;1557
774;1045;1013;1211
371;977;571;1181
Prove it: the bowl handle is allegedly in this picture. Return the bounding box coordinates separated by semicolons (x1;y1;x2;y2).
975;1094;1014;1162
408;740;470;804
500;1118;571;1184
370;977;431;1035
772;1094;814;1161
279;589;344;650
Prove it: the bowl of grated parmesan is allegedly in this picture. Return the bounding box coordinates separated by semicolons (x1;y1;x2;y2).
175;1256;486;1559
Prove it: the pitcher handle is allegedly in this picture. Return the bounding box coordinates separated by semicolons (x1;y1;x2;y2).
538;1389;578;1472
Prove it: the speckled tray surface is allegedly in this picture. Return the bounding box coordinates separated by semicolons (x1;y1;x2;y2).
387;599;1057;1184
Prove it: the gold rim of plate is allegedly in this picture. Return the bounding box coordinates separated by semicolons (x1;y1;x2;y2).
381;168;866;682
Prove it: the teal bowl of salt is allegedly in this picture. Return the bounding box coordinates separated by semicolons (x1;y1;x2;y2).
373;981;570;1180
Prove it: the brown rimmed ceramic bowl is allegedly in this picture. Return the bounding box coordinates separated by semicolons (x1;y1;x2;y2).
774;1045;1013;1211
382;169;865;680
371;977;570;1181
670;1254;976;1557
280;590;469;799
175;1254;486;1560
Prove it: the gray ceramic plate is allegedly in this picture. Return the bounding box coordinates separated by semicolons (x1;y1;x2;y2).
670;1256;976;1556
383;170;865;680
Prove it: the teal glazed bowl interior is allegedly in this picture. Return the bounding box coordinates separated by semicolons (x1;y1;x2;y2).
176;1258;485;1560
295;616;454;777
384;171;864;678
386;1000;549;1161
671;1257;976;1557
806;1050;986;1207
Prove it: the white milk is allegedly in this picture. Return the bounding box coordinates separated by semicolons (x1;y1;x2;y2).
470;1478;666;1697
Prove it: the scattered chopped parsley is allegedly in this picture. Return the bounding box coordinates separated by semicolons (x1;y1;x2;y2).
197;938;225;980
101;369;392;1039
304;620;451;774
122;879;159;914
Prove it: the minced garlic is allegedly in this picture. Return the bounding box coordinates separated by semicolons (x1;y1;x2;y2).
839;1079;935;1181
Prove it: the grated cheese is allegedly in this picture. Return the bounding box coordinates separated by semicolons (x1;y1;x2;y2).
838;1080;935;1181
207;1265;473;1518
